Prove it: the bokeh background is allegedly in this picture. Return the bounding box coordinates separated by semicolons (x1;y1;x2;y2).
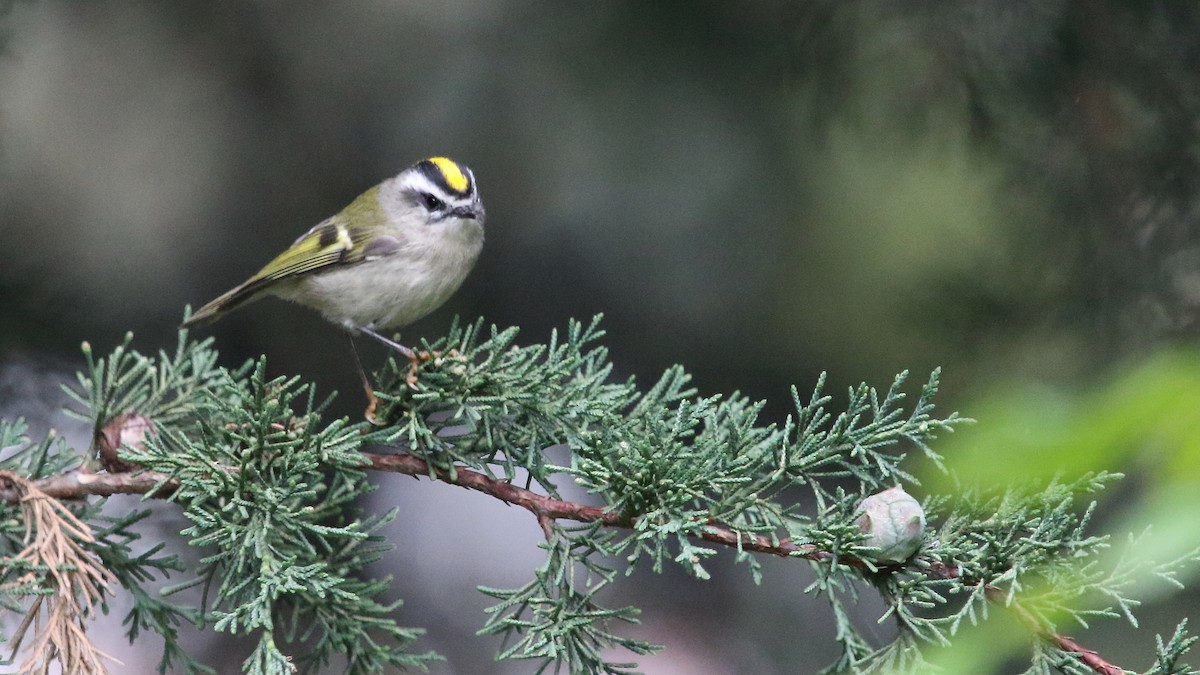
2;1;1199;673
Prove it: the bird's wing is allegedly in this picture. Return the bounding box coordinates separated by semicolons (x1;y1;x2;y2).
246;219;372;283
183;218;376;327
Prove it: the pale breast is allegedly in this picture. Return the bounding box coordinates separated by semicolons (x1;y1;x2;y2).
285;223;482;329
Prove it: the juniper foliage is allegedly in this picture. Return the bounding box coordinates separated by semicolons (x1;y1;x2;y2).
0;316;1191;674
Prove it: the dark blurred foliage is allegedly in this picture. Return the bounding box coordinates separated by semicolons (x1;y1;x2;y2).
2;2;1199;673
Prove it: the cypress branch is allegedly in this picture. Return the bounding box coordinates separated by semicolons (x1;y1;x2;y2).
0;316;1190;674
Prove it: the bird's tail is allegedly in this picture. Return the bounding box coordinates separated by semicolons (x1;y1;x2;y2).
181;281;266;328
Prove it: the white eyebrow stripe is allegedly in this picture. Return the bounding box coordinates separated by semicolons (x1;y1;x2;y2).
401;172;444;195
400;172;476;207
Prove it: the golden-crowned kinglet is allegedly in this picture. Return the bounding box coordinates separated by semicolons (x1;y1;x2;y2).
183;157;485;418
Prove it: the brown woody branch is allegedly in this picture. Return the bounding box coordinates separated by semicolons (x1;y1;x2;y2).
0;453;1126;675
1046;633;1125;675
1010;601;1126;675
0;469;177;503
362;452;843;562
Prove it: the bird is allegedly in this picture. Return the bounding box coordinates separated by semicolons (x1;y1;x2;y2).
183;156;485;421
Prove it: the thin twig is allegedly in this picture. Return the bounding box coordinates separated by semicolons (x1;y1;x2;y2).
1011;601;1126;675
1045;632;1125;675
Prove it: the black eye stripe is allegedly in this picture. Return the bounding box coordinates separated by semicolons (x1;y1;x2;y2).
421;192;445;210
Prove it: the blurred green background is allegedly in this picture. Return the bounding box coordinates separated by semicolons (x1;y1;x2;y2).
2;1;1199;673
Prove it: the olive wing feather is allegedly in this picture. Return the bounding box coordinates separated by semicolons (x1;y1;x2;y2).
183;219;373;326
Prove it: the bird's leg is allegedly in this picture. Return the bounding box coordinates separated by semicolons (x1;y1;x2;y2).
354;325;416;359
353;324;424;388
348;335;383;425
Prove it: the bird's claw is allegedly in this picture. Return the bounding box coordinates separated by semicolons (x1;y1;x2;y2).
363;390;384;426
404;359;421;389
403;348;461;389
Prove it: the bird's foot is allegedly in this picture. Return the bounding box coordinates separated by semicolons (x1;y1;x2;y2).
362;385;384;426
405;348;461;387
403;352;422;389
351;324;461;391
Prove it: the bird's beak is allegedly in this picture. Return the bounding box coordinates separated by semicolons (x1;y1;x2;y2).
450;205;482;220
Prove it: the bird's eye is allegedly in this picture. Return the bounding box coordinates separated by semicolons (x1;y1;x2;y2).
420;192;445;211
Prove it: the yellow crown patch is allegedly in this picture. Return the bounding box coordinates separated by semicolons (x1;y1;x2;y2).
429;157;470;194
